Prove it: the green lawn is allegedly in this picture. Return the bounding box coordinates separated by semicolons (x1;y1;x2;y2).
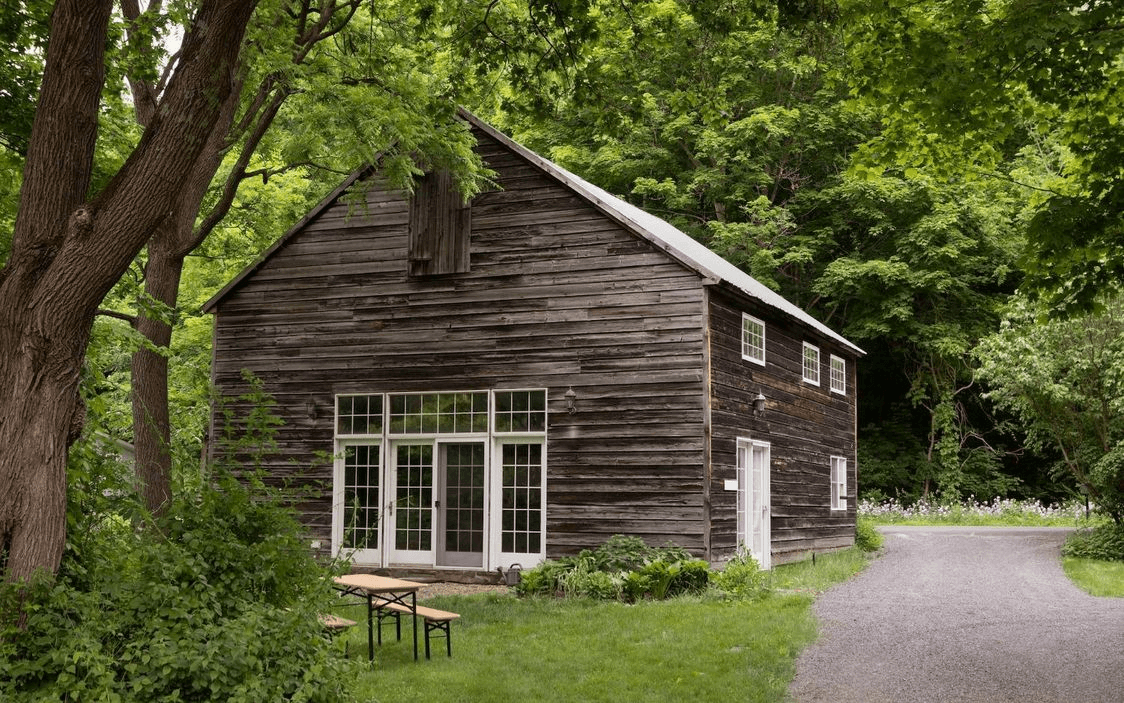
333;549;869;703
1062;557;1124;597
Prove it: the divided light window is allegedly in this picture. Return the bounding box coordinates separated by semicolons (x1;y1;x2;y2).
408;170;471;277
389;392;488;434
830;456;847;510
802;342;820;386
830;355;846;395
741;314;766;366
336;390;548;436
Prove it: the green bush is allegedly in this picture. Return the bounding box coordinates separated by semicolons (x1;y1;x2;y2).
855;517;884;552
0;473;357;703
712;551;770;600
1062;524;1124;562
563;568;624;600
514;535;707;602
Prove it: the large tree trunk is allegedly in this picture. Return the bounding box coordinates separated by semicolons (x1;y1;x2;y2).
0;0;258;581
130;87;240;517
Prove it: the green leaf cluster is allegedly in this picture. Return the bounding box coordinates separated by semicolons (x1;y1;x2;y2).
1;382;357;702
976;297;1124;522
514;534;714;601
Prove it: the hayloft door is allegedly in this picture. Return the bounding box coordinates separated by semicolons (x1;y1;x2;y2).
737;438;771;569
436;442;487;568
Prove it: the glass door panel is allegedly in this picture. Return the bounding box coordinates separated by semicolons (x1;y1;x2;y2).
339;442;381;563
497;442;544;561
389;443;434;563
437;442;486;567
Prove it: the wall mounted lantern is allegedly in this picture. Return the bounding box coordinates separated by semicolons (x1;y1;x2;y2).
753;392;766;417
565;387;577;414
305;398;319;420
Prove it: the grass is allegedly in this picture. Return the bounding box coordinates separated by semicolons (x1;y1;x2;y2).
333;548;871;703
1062;557;1124;597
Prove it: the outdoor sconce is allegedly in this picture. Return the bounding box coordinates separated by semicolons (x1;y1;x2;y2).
305;398;319;420
753;392;766;417
565;386;577;414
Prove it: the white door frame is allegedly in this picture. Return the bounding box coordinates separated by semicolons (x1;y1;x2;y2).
332;440;383;565
737;437;771;569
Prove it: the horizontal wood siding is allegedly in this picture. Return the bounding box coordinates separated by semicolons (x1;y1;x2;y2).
210;127;708;558
707;287;859;563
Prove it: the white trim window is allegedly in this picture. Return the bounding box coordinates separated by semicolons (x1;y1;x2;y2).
332;389;547;571
802;342;820;386
741;314;766;366
830;456;847;510
830;355;846;395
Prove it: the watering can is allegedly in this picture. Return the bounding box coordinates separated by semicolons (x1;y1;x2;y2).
497;564;522;586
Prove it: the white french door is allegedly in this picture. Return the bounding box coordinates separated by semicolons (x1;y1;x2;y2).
332;390;548;569
335;441;383;565
737;438;771;569
387;442;436;565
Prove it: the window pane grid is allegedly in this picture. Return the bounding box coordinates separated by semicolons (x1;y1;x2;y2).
337;395;383;435
395;445;433;550
444;444;486;553
830;355;846;395
501;443;543;554
389;392;489;435
741;314;765;364
343;444;379;549
494;390;547;433
803;343;820;385
831;456;847;510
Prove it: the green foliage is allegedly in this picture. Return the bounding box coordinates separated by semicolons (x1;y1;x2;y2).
711;550;769;600
0;474;356;702
842;0;1124;312
1062;525;1124;563
976;298;1124;522
854;517;883;553
0;383;357;702
515;535;707;602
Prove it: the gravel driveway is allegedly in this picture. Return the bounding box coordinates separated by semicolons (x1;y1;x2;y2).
788;526;1124;703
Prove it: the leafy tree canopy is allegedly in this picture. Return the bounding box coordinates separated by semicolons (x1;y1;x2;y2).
842;0;1124;313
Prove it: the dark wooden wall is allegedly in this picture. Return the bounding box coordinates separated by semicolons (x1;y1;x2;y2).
706;287;858;563
209;127;712;557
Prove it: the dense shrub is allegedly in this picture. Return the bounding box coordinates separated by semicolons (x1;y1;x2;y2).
855;516;884;552
1062;524;1124;562
0;474;356;703
514;535;707;602
711;551;769;600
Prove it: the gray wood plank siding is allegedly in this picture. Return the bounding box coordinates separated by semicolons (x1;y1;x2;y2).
210;128;710;557
706;288;858;563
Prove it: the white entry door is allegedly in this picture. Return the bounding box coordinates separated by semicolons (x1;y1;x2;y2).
737;438;771;569
387;442;435;565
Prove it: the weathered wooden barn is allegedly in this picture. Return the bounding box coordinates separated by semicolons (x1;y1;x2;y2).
203;109;864;574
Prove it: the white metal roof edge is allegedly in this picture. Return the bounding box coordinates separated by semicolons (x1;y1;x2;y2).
459;108;865;356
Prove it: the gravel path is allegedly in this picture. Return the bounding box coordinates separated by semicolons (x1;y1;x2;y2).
788;526;1124;703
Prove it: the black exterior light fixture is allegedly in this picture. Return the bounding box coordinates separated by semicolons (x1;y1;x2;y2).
753;392;766;417
565;386;577;414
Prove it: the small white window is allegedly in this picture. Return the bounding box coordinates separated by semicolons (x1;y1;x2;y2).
741;314;765;365
802;342;820;385
830;456;847;510
830;355;846;395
